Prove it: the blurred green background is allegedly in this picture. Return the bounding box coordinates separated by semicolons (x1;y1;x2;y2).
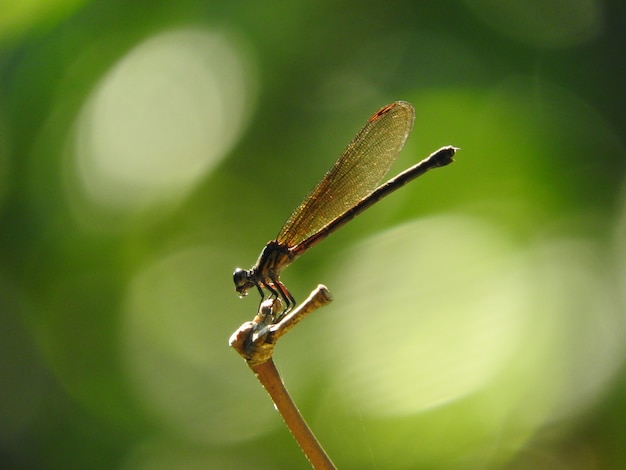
1;1;625;469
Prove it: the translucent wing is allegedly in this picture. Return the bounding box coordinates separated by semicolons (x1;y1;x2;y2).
276;101;415;247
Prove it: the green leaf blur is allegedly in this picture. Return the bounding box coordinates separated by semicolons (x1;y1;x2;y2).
1;1;625;469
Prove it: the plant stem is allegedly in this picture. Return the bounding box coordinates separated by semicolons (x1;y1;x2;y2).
252;359;336;469
230;285;335;469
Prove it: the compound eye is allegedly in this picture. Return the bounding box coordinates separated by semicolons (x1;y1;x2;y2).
233;268;251;294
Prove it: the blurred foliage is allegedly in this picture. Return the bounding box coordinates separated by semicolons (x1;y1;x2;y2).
1;1;625;469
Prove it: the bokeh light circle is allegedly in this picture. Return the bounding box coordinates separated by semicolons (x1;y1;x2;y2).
121;246;279;445
70;28;255;221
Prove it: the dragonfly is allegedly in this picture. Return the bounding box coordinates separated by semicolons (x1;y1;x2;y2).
234;100;456;317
